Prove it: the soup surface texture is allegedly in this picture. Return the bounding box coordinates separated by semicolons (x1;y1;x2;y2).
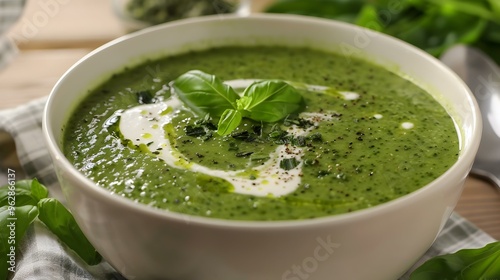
64;46;459;221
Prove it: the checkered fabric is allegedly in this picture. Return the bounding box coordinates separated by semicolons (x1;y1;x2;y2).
0;98;496;279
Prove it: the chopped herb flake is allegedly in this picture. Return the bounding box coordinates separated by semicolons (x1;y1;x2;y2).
185;126;206;137
280;158;301;170
136;90;155;104
236;151;254;158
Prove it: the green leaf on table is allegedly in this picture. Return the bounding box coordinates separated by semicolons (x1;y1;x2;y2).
0;179;101;277
37;198;102;265
410;241;500;279
29;179;49;202
217;109;243;136
0;205;39;280
0;186;36;208
0;179;48;208
240;80;303;123
173;70;239;117
0;179;44;279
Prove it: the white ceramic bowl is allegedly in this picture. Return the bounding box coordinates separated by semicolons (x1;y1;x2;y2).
43;14;481;280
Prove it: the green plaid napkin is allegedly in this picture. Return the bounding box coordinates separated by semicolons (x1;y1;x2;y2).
0;97;496;279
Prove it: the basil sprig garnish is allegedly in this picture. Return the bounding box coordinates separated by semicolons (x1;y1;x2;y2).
173;70;303;136
0;179;101;279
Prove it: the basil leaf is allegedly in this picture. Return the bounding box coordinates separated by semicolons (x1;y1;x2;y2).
0;205;39;280
217;109;242;136
410;241;500;279
37;198;102;265
0;179;101;273
0;179;48;208
173;70;239;117
241;80;303;122
29;179;49;202
0;186;36;208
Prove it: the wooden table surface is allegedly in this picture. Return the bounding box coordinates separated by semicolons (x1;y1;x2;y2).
1;0;499;240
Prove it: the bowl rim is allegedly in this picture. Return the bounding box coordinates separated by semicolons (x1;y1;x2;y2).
43;13;482;229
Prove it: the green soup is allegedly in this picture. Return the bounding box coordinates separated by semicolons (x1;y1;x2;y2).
63;46;459;221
